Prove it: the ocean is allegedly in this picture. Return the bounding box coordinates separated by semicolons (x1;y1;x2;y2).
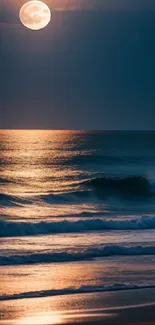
0;130;155;304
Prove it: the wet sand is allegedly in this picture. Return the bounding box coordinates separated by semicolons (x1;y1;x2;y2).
0;288;155;325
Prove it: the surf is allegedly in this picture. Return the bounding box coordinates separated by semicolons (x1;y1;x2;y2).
1;244;155;265
1;215;155;237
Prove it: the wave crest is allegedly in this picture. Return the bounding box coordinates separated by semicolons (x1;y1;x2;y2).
1;283;154;301
84;176;153;196
1;244;155;265
1;216;155;237
0;176;154;207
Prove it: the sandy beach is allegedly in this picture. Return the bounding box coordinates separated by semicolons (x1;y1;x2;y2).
0;288;155;325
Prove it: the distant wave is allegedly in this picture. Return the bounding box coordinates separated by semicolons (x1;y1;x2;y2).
58;154;132;166
1;216;155;237
1;283;155;301
83;176;154;197
1;244;155;265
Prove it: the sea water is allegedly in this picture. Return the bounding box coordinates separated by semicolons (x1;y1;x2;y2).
0;130;155;301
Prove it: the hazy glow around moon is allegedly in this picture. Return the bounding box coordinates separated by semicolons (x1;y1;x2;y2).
19;1;51;30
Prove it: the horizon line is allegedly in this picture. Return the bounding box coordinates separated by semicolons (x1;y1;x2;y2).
0;129;155;132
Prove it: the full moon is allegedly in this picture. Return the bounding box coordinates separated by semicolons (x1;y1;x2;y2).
19;1;51;30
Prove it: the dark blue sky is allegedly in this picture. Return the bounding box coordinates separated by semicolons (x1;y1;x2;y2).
1;1;155;129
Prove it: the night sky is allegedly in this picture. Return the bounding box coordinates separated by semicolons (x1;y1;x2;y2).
1;0;155;129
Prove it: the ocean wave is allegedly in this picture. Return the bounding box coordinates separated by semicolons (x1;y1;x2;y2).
42;190;92;203
1;283;155;301
0;176;154;208
1;216;155;237
83;176;154;196
0;193;19;207
0;177;10;184
0;193;32;207
0;190;93;207
58;154;131;166
1;244;155;265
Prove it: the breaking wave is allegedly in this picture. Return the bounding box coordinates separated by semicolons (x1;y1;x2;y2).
1;244;155;265
84;176;155;196
1;216;155;237
1;176;155;208
1;283;155;301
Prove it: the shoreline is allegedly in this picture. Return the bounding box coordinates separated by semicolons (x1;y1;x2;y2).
1;288;155;325
1;284;155;302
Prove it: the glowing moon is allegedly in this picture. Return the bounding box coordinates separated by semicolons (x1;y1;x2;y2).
19;1;51;30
